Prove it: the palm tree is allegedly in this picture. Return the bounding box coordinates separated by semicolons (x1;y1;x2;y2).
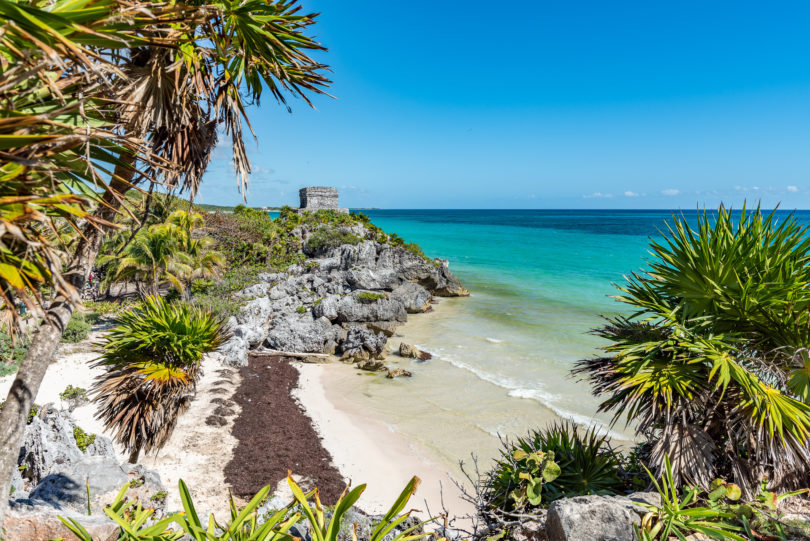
575;206;810;496
104;224;192;298
92;296;227;463
0;0;330;514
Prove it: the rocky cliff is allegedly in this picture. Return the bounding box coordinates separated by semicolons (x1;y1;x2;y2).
220;221;468;367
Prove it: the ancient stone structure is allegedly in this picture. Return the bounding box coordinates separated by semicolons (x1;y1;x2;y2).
298;186;348;213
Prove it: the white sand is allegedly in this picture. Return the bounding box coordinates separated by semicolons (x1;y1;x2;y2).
294;362;474;519
0;334;240;520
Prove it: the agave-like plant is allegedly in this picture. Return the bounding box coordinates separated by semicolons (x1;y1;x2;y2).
92;296;228;463
575;205;810;495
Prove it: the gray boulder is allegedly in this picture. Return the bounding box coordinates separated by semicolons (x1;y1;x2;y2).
390;282;432;313
340;326;387;361
312;294;341;321
398;342;419;358
30;455;165;515
265;314;340;353
17;405;113;487
336;294;407;323
545;495;647;541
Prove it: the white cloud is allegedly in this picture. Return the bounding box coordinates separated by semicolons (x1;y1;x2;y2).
788;185;799;193
583;192;613;199
661;188;680;196
624;191;640;197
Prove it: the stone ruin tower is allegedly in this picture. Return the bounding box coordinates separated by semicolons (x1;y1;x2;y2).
298;186;348;214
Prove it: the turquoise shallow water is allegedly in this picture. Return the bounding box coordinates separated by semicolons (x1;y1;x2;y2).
353;209;810;436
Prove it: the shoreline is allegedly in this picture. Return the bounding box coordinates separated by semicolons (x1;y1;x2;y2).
294;360;474;518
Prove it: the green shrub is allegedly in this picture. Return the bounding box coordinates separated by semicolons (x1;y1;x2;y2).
60;385;89;410
73;426;96;452
0;331;29;376
487;421;624;512
305;227;362;253
296;305;306;314
1;401;43;424
575;206;810;494
150;490;168;502
62;314;91;343
93;297;228;462
356;291;387;303
83;300;121;316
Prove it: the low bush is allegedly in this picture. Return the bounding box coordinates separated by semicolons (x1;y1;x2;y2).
59;385;89;411
73;426;96;452
83;300;121;317
486;421;625;513
62;314;91;343
305;227;362;254
635;456;810;541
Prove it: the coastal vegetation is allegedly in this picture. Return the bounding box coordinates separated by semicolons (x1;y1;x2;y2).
0;0;331;512
575;206;810;496
61;475;430;541
92;297;228;463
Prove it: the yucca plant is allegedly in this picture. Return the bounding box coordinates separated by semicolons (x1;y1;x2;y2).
92;297;228;463
575;205;810;495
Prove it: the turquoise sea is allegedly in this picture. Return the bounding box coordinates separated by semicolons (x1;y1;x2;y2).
339;209;809;448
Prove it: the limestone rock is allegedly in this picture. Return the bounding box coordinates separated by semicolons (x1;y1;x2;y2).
336;294;407;323
390;282;432;313
264;314;340;353
386;368;412;378
29;456;165;515
365;320;400;337
339;326;387;360
398;342;419;358
312;294;341;321
3;500;118;541
545;495;646;541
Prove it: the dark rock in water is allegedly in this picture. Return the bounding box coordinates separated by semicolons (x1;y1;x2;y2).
398;342;419;358
418;350;433;361
357;359;387;371
386;368;412;378
390;282;432;313
545;495;648;541
3;500;118;541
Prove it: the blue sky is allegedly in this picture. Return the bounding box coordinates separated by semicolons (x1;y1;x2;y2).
196;1;810;209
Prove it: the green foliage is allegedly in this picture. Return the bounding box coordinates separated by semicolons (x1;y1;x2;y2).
296;306;307;314
83;301;124;317
0;331;28;376
487;422;623;512
356;291;387;303
60;385;90;410
93;297;228;460
62;474;436;541
635;455;810;541
305;227;362;254
488;443;561;511
575;205;810;493
73;426;96;453
189;265;264;318
150;490;168;502
61;313;92;343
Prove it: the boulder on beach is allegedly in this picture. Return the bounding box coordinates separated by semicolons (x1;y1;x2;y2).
386;368;412;379
399;342;420;358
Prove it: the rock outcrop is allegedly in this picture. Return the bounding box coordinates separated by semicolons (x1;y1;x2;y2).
219;224;467;368
9;405;165;521
544;493;660;541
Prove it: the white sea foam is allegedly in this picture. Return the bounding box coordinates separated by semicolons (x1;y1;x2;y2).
485;337;503;344
428;348;631;441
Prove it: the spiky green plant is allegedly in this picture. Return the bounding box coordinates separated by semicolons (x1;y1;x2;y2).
487;421;622;511
575;205;810;495
92;297;228;463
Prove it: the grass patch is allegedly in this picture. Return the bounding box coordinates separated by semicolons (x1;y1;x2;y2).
356;291;387;303
73;426;96;452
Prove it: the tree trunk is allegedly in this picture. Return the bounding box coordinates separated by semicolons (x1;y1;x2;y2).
127;445;141;465
0;158;137;527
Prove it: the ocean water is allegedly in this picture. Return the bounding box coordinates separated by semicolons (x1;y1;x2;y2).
318;209;808;466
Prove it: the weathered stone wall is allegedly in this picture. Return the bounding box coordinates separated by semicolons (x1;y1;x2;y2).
299;187;348;213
